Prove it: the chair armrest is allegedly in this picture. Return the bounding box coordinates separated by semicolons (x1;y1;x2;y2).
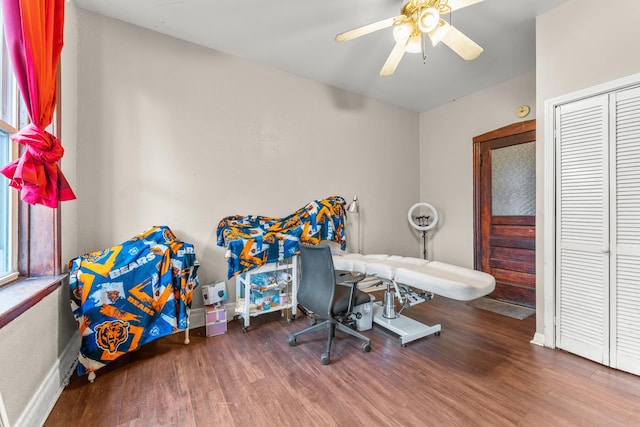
336;273;366;313
336;271;366;285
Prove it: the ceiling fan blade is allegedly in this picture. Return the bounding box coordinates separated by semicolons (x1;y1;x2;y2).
441;25;483;61
379;39;408;76
447;0;484;12
335;16;402;43
428;19;450;46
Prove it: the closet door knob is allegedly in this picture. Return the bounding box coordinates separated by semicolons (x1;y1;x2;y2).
601;246;610;254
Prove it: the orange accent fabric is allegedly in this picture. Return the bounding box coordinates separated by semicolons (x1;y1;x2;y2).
0;0;75;207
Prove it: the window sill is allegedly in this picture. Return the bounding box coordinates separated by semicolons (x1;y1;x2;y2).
0;272;20;287
0;275;67;329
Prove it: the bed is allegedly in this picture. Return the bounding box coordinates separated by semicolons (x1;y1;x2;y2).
68;225;199;382
332;253;496;345
332;253;495;301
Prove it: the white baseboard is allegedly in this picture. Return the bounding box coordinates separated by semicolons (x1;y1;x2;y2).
224;302;235;318
0;391;10;427
530;332;545;347
190;307;206;328
14;331;80;427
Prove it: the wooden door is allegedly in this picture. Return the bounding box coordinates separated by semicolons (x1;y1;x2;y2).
473;120;536;307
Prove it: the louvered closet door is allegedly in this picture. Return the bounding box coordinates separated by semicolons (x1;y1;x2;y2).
556;95;610;364
610;86;640;375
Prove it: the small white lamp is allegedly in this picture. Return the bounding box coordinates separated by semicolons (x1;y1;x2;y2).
347;196;360;253
347;195;359;214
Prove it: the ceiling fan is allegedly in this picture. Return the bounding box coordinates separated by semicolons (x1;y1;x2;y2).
335;0;484;76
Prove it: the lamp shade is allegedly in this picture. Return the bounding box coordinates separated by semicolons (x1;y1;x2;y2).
405;33;423;53
393;22;414;43
418;7;440;33
348;196;359;213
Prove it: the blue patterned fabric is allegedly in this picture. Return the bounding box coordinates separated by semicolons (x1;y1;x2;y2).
69;226;199;377
216;196;348;278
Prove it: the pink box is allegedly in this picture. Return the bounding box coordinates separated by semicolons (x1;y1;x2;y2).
205;304;226;323
206;321;227;337
205;304;227;337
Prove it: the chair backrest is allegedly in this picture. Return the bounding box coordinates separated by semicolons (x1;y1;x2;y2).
297;244;336;320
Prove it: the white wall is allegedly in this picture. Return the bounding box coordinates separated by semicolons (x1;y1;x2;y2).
73;9;421;302
0;285;78;426
535;0;640;342
419;71;536;267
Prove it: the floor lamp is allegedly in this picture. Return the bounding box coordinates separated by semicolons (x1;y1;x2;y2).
348;195;360;253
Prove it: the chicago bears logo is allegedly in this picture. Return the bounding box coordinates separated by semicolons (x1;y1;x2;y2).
163;228;176;243
85;249;110;264
94;320;129;354
106;290;120;303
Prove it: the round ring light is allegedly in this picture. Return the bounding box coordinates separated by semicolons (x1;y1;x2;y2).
408;202;439;231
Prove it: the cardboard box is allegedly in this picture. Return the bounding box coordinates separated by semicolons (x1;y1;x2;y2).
205;304;227;337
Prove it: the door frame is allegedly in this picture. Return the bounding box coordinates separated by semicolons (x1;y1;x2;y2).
472;119;536;271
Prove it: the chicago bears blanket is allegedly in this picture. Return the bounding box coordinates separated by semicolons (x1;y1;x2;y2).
216;196;348;278
69;226;199;378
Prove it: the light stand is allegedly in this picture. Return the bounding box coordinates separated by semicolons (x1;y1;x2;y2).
347;195;360;253
407;202;439;261
415;215;431;259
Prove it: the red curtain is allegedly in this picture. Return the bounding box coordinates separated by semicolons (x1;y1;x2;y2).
0;0;75;208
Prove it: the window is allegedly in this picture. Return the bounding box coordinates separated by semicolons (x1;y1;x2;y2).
0;11;19;286
0;128;16;284
0;5;64;329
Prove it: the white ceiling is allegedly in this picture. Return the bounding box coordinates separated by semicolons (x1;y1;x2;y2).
72;0;568;112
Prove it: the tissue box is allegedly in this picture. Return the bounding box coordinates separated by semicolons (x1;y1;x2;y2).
202;282;228;305
205;304;227;337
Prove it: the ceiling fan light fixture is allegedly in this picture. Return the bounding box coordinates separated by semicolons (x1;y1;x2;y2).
417;7;440;33
335;0;485;77
405;32;423;53
392;22;414;43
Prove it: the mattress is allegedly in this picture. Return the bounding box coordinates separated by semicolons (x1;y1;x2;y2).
332;253;495;301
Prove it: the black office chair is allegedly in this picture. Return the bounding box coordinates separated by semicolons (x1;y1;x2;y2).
288;244;372;365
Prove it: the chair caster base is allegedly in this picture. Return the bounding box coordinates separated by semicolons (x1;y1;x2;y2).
321;353;330;365
361;342;371;353
288;336;296;346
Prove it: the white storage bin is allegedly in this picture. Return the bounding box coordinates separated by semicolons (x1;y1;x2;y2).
352;296;374;331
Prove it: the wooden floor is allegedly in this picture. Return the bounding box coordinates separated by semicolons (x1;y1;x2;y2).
45;294;640;426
